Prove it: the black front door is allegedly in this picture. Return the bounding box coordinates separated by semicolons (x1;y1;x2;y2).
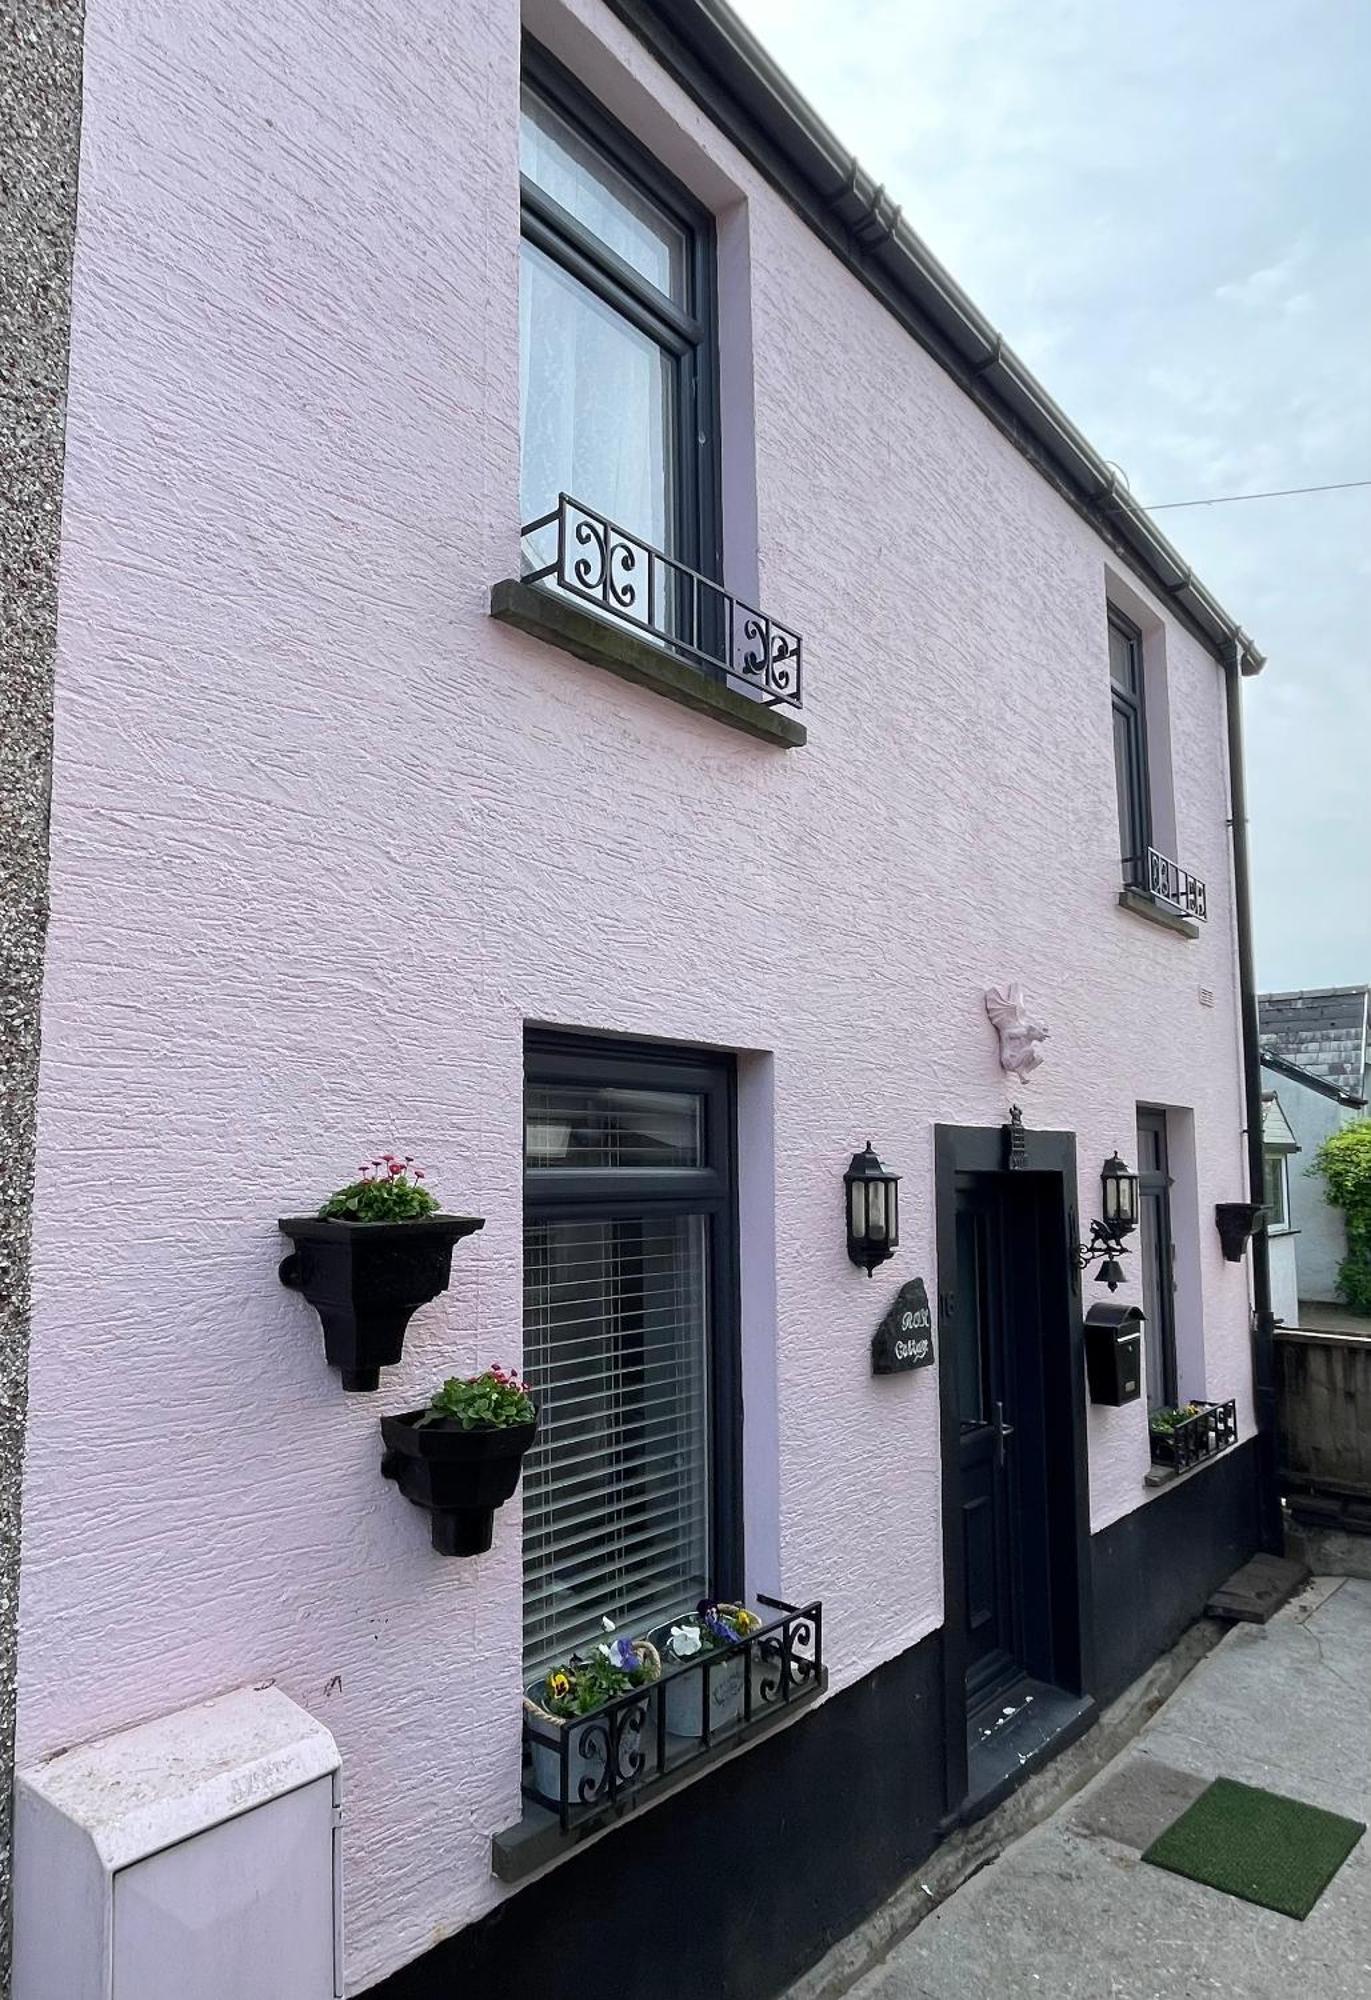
952;1169;1072;1714
955;1178;1021;1707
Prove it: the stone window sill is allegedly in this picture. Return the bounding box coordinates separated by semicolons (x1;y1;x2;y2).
490;579;807;749
491;1667;827;1883
1143;1438;1239;1492
1117;886;1200;939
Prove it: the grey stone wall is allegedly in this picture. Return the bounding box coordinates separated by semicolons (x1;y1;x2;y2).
0;1;84;1984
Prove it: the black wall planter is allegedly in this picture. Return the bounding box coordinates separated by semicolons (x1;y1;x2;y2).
380;1409;538;1555
278;1215;485;1390
1214;1201;1262;1262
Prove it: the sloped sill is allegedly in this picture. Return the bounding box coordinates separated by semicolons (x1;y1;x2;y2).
490;578;807;748
1144;1438;1239;1492
1117;885;1200;939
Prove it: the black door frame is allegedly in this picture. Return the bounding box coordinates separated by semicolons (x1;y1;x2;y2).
1136;1107;1178;1410
934;1121;1095;1817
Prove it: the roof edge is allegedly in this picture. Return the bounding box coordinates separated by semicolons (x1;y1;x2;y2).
1259;985;1371;1003
607;0;1266;675
1260;1048;1368;1109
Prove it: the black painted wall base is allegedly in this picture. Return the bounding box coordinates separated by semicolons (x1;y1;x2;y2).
365;1633;946;2000
1091;1438;1261;1705
363;1442;1262;2000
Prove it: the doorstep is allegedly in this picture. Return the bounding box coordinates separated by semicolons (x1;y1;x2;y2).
962;1676;1097;1824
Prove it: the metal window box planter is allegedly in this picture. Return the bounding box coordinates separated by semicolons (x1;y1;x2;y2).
521;1597;822;1834
1149;1398;1238;1472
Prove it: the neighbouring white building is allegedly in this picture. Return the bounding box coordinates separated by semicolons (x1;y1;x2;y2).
1260;986;1370;1314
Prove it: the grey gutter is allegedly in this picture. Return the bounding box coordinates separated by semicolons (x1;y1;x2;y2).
1224;642;1282;1555
1260;1047;1368;1109
606;0;1266;675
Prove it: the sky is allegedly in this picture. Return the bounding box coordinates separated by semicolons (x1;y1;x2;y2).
734;0;1370;993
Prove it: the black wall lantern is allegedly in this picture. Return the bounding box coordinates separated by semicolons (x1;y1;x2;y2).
1101;1150;1140;1235
1074;1149;1140;1291
846;1142;900;1274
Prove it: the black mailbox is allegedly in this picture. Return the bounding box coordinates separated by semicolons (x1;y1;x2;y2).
1084;1302;1145;1406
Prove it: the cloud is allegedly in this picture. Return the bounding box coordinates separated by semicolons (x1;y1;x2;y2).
735;0;1371;985
1214;246;1309;310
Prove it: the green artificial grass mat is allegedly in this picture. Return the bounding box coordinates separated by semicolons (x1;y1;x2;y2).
1143;1776;1364;1919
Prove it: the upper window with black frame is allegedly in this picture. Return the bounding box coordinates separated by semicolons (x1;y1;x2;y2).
1108;605;1207;921
517;49;802;709
521;1035;741;1675
520;53;715;586
1109;608;1152;891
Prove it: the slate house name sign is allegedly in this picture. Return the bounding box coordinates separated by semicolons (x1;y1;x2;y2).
871;1277;935;1375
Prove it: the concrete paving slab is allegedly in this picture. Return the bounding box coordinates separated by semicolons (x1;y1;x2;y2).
1067;1757;1209;1852
1141;1578;1371;1825
851;1815;1371;1999
837;1578;1371;2000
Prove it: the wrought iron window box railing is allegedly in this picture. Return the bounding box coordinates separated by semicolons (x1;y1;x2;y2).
521;1596;822;1836
1125;847;1208;922
521;494;803;710
1148;1398;1238;1472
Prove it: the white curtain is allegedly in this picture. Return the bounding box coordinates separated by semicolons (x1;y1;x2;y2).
519;240;674;567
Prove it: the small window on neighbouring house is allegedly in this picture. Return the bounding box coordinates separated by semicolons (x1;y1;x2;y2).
521;1037;740;1674
1264;1151;1290;1231
1109;608;1151;889
518;47;718;585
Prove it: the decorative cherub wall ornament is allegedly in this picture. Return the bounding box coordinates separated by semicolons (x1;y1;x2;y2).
984;984;1050;1082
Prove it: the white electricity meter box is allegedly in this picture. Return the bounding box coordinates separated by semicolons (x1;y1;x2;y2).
13;1683;342;2000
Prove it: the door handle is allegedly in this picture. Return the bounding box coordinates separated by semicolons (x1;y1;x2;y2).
994;1400;1016;1469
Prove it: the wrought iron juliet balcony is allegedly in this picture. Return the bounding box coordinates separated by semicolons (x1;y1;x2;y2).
1127;846;1208;922
521;494;804;710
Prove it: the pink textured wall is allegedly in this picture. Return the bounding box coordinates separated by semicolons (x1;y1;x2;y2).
19;0;1254;1985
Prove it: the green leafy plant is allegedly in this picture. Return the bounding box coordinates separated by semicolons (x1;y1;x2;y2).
540;1621;658;1718
417;1366;535;1430
318;1154;439;1222
1148;1403;1205;1436
1310;1121;1371;1314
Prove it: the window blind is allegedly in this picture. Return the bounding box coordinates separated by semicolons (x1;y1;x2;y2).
522;1212;712;1672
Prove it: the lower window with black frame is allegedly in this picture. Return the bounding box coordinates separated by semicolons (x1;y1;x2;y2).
521;1033;742;1672
510;1033;822;1854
